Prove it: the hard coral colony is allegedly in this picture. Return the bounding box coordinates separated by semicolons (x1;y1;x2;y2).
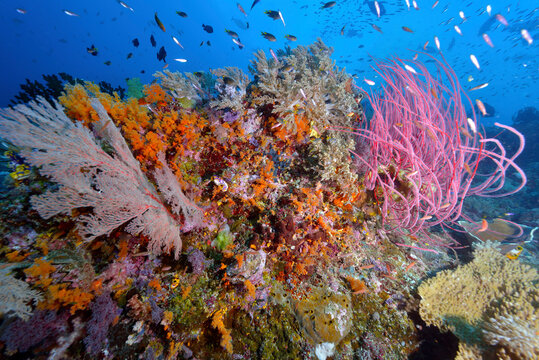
0;39;533;360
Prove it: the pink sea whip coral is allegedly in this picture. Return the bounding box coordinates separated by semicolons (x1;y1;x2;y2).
336;56;526;247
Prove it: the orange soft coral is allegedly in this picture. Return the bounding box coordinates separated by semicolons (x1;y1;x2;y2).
143;84;170;105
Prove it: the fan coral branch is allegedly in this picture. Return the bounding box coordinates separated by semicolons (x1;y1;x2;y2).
0;97;200;258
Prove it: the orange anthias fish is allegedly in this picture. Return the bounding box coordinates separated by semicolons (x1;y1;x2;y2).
476;219;489;232
155;12;166;32
476;99;488;116
237;3;248;17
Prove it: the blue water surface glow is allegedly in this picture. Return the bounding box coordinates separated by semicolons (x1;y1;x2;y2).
0;0;537;124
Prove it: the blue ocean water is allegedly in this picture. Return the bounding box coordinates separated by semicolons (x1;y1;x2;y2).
1;1;537;123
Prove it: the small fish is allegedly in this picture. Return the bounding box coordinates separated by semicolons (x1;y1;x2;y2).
63;9;79;17
486;5;491;16
16;8;26;14
476;99;487;116
468;75;474;82
412;0;419;10
300;88;307;99
172;36;184;49
476;219;488;232
225;29;239;38
207;40;211;46
200;41;204;46
104;60;112;66
251;0;261;10
440;202;451;209
232;38;245;48
503;212;514;216
173;58;187;63
404;64;417;74
281;64;294;72
126;52;133;59
405;0;410;10
521;29;533;45
364;78;375;86
322;2;337;9
420;215;433;221
370;23;383;33
470;54;480;70
157;46;167;62
222;76;235;86
423;40;429;50
132;38;139;47
340;25;346;35
467;117;477;134
374;1;381;17
470;82;488;91
119;1;134;11
506;245;523;260
155;12;166;32
482;33;494;47
495;13;508;26
265;10;281;20
285;34;297;41
454;25;463;36
402;26;413;33
237;3;248;17
463;162;473;176
87;44;98;56
278;10;286;27
413;53;418;60
460;126;472;139
431;1;439;9
176;11;188;18
202;24;214;33
459;10;466;21
261;32;276;41
150;35;157;47
434;36;440;50
269;48;279;63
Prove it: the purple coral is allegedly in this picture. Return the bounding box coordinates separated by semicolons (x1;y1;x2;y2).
0;310;69;354
84;293;122;356
187;247;211;275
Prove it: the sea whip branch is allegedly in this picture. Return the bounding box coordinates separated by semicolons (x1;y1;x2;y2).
334;55;526;249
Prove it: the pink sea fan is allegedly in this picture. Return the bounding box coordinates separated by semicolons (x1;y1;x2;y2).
335;55;526;245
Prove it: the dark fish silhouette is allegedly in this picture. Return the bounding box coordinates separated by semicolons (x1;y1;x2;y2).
157;46;167;62
447;37;456;51
365;1;386;16
478;16;496;36
265;10;280;20
86;44;98;56
202;24;213;33
150;34;156;47
176;11;187;18
251;0;261;10
322;1;336;9
127;52;133;59
132;38;139;47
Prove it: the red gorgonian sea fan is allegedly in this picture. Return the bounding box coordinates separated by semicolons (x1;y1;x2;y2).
335;56;526;250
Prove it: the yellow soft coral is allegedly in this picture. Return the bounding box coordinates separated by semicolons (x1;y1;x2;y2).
418;242;539;359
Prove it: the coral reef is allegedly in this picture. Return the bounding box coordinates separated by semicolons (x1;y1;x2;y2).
0;41;529;360
418;241;539;359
